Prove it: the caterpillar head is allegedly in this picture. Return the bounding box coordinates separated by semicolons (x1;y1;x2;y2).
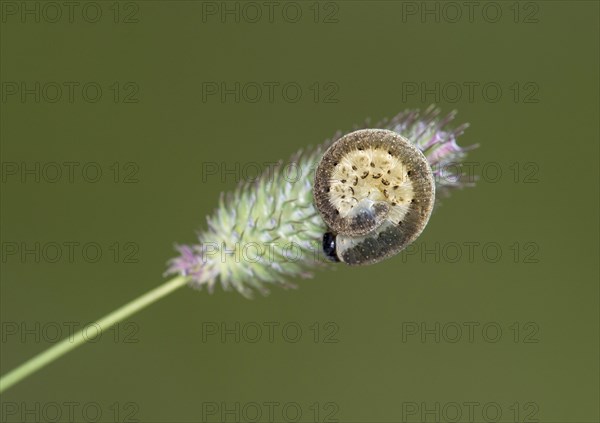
313;129;435;265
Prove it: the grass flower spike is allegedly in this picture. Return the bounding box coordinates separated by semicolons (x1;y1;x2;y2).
167;145;331;298
167;105;477;297
0;105;477;393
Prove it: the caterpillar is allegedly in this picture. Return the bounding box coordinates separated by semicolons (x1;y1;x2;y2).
313;129;435;265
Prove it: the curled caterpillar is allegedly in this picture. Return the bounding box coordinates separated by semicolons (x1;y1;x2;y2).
313;129;435;265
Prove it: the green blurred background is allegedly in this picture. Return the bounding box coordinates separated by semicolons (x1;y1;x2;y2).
1;1;598;422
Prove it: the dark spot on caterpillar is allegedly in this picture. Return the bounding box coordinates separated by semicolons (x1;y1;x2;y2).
407;170;412;176
352;165;357;170
349;187;354;195
393;185;399;190
387;170;391;174
388;151;392;155
370;162;375;167
372;173;382;179
411;199;416;203
322;232;339;262
361;171;369;179
381;179;390;186
391;202;397;206
383;189;389;198
353;176;358;186
341;179;346;183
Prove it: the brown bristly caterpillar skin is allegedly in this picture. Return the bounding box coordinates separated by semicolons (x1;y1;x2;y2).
313;129;435;265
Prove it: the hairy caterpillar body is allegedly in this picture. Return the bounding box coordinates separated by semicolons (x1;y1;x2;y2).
313;129;435;265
